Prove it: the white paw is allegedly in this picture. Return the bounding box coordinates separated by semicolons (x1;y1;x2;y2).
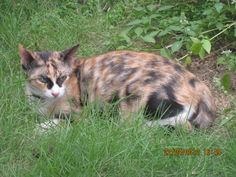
145;120;159;127
35;119;60;134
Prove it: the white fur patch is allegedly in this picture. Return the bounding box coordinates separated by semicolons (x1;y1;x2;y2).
146;105;194;127
35;119;61;134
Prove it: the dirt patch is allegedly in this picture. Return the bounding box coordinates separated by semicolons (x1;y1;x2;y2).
188;54;234;113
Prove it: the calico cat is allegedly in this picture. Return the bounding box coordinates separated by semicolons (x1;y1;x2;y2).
19;44;216;130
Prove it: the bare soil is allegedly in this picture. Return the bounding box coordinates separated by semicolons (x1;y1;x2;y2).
189;54;235;113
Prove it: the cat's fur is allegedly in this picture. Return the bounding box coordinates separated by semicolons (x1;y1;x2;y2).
19;44;216;130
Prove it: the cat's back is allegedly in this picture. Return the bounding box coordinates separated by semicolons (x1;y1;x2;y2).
83;50;196;83
81;50;210;102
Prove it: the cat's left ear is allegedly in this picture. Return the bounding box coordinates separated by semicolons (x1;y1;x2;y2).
61;44;80;63
19;44;35;71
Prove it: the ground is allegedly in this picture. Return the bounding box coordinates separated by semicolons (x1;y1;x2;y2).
190;55;234;112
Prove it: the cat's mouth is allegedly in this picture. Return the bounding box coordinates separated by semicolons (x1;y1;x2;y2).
45;93;64;99
44;87;65;99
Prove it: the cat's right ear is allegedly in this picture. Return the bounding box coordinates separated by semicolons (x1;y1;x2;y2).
61;43;80;64
19;44;35;71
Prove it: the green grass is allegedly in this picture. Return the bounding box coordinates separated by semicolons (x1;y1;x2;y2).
0;1;236;176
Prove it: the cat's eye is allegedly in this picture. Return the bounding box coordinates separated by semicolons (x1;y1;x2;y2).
56;75;67;87
38;76;49;83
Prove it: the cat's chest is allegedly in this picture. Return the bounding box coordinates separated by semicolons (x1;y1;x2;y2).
28;96;70;116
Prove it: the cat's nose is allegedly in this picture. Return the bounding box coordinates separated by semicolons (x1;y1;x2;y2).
52;92;59;97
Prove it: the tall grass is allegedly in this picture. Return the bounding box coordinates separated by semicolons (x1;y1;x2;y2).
0;1;235;176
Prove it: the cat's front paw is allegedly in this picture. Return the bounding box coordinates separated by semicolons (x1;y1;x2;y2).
35;119;60;134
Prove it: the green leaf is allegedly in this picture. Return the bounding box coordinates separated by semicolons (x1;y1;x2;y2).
190;37;201;43
142;31;158;43
221;73;232;91
190;42;202;55
185;27;196;36
140;17;150;24
199;47;206;59
158;29;169;37
147;4;157;11
142;34;155;43
171;41;183;53
169;25;182;32
157;5;173;11
120;28;131;43
127;19;142;26
134;7;145;11
202;39;211;54
203;8;213;15
216;23;224;30
160;48;172;59
217;57;226;65
148;31;159;37
149;14;160;19
184;56;192;66
134;27;143;36
214;3;224;13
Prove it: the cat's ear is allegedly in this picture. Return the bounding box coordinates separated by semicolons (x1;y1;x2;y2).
19;44;35;71
61;44;80;63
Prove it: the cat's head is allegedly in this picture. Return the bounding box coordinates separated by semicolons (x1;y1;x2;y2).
19;44;79;99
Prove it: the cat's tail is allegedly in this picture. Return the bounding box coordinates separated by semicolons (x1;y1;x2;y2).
189;88;216;128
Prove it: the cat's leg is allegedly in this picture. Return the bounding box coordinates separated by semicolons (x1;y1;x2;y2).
36;118;61;134
39;119;61;129
119;100;143;123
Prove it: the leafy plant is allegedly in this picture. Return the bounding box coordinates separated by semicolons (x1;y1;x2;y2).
217;50;236;71
119;0;236;63
216;50;236;91
221;73;232;91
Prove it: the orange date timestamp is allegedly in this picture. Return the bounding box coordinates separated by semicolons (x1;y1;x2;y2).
164;148;222;156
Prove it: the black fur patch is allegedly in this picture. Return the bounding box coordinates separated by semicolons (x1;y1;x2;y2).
189;105;199;122
148;71;157;78
125;84;140;103
163;59;171;65
163;79;177;100
174;64;184;73
126;94;140;104
31;94;44;100
189;78;198;88
124;52;134;58
75;68;80;78
145;92;184;119
118;53;134;60
22;64;27;70
93;78;99;93
47;78;54;89
22;61;41;71
108;61;116;68
108;91;120;103
102;56;117;67
56;76;67;87
146;60;160;68
112;63;125;74
144;70;162;84
39;75;53;89
120;68;138;82
38;52;51;61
